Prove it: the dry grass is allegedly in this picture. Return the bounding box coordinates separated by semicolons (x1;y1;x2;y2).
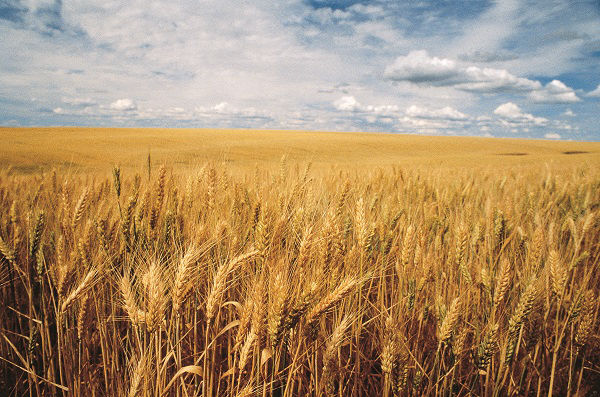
0;128;599;396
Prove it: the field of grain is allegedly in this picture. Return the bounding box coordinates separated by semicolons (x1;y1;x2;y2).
2;127;599;173
0;127;599;396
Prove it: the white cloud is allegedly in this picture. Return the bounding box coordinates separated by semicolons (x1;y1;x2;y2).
529;80;580;103
544;132;561;139
213;102;234;113
551;119;577;131
53;107;63;114
384;50;459;84
334;96;362;111
397;116;450;132
193;102;272;125
405;105;468;120
587;84;600;97
332;97;471;134
333;96;400;115
460;67;540;92
493;102;523;118
563;109;575;116
493;102;548;125
364;104;401;115
62;97;97;107
333;96;468;124
384;50;541;93
110;98;137;111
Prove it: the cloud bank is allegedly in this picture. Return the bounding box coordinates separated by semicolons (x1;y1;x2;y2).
384;50;580;104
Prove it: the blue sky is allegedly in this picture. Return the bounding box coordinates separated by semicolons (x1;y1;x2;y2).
1;0;599;140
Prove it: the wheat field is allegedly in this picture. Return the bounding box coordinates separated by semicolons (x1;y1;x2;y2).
0;127;599;396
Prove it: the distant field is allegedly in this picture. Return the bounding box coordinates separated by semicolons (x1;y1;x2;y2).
1;127;598;173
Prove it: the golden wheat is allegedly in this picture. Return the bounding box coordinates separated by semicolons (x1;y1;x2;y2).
0;148;598;396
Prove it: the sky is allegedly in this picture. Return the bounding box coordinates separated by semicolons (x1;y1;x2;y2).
1;0;599;140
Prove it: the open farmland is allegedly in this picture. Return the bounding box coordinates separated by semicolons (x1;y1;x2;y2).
1;127;598;173
0;127;599;396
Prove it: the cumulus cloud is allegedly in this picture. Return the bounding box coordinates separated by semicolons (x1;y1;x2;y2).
493;102;547;125
332;95;478;134
563;109;575;116
110;98;137;111
395;115;475;135
587;84;600;97
62;97;97;107
460;67;540;92
213;102;234;113
194;102;272;125
365;104;400;115
384;50;459;84
396;117;450;132
384;50;541;93
405;105;468;120
333;96;400;115
331;96;474;134
196;102;259;116
384;50;583;97
529;80;580;103
544;132;561;139
494;102;524;119
334;96;362;111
